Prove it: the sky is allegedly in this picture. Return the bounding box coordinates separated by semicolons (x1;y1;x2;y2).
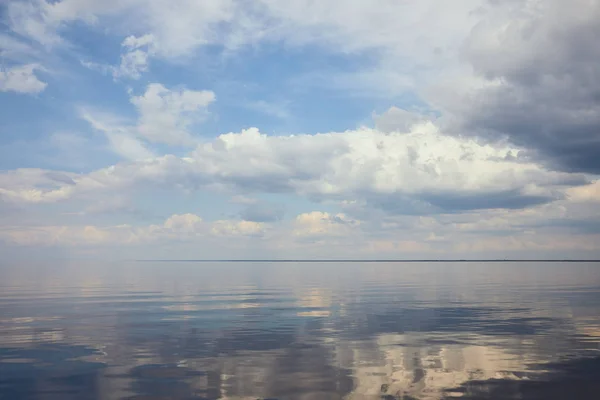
0;0;599;260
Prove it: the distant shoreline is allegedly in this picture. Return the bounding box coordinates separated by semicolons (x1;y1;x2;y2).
134;259;600;263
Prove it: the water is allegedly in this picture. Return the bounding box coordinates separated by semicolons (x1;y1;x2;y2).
0;261;599;400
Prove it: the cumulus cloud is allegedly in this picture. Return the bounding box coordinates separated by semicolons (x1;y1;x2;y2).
130;83;216;146
0;213;265;247
3;0;600;257
163;213;203;233
567;181;600;203
374;107;431;133
293;212;359;239
80;109;154;161
80;83;215;157
5;205;597;259
0;224;139;247
211;220;266;237
1;122;587;214
0;64;46;94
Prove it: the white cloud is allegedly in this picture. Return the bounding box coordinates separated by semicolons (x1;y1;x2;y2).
112;34;157;79
230;195;259;205
0;169;76;203
0;224;139;247
183;124;581;206
4;206;599;259
163;213;203;233
121;33;155;50
373;107;431;133
130;83;216;146
0;34;42;62
80;109;154;161
567;181;600;203
6;0;141;47
293;211;358;238
247;100;291;120
0;213;265;247
2;0;599;258
6;0;236;54
211;220;266;237
6;0;482;90
0;121;587;215
0;64;47;94
249;0;483;94
104;131;155;160
78;83;215;158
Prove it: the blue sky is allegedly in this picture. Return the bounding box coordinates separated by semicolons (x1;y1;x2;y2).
1;0;599;259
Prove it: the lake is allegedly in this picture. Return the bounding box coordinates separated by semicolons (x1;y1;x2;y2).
0;261;599;399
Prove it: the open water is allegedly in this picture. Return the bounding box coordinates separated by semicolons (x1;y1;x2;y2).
1;261;599;399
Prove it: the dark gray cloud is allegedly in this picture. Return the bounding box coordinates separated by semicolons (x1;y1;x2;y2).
360;189;561;216
422;189;555;212
436;0;600;173
43;171;76;186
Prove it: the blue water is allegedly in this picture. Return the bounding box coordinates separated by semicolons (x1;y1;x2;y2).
0;261;599;399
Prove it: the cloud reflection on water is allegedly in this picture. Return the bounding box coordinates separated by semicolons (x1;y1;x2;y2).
0;261;599;399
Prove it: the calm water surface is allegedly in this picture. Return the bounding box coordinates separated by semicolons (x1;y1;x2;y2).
1;261;599;399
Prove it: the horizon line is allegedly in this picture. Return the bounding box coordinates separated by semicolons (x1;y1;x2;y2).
134;259;600;263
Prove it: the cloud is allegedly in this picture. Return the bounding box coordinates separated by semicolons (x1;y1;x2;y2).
239;202;285;222
130;83;216;146
0;33;43;62
2;201;599;258
183;125;583;213
79;83;215;158
5;1;63;47
113;34;156;79
0;121;590;215
432;0;600;174
0;209;356;252
229;195;259;205
103;130;155;160
373;107;431;133
211;220;266;237
5;0;236;55
567;181;600;203
453;234;600;254
163;213;203;233
5;0;481;88
0;64;47;94
0;213;265;247
293;211;359;239
0;169;76;203
1;0;599;259
80;109;154;161
0;224;139;247
247;100;291;120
